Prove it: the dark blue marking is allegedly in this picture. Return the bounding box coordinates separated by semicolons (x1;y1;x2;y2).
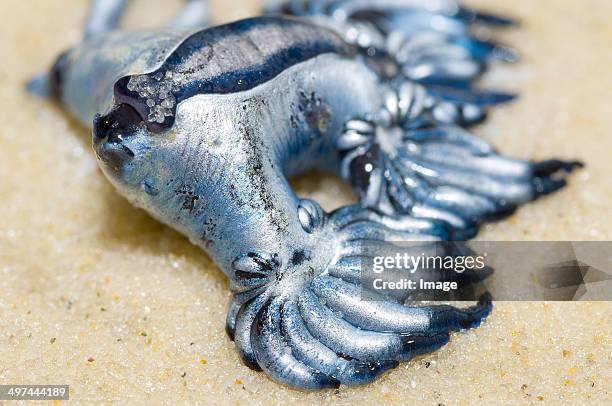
114;17;354;133
48;50;71;100
425;85;517;106
93;103;143;143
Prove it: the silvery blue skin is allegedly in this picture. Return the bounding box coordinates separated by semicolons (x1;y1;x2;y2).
37;0;582;390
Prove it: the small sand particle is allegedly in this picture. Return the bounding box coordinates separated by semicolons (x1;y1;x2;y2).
181;372;187;378
562;349;571;357
200;359;207;365
537;396;544;401
564;379;571;386
50;337;56;344
87;357;95;363
511;341;519;354
234;379;242;385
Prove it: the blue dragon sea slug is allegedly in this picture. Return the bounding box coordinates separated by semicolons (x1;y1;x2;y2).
33;0;581;390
